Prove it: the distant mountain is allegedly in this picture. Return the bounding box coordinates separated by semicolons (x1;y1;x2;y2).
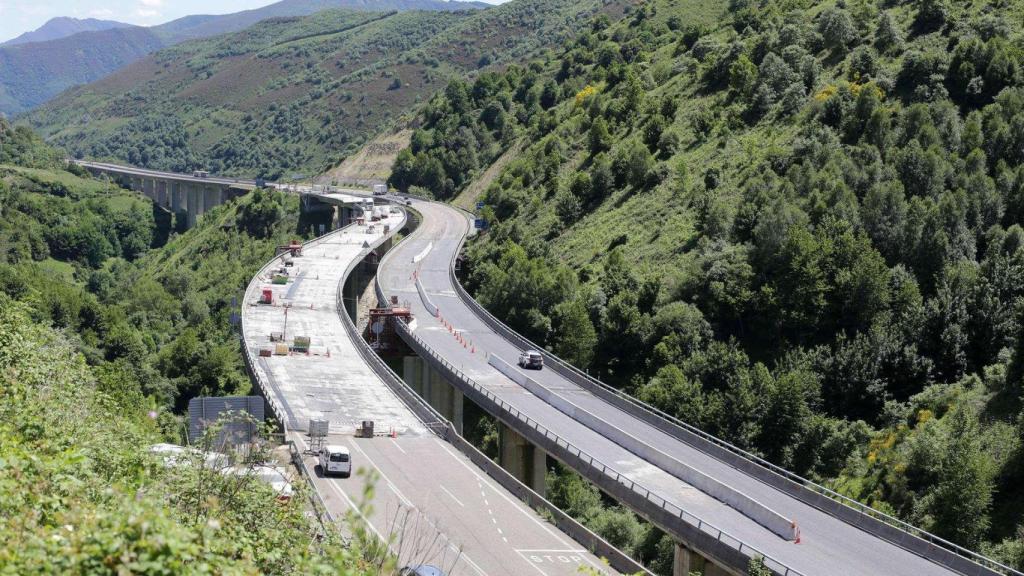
0;0;489;116
28;0;624;179
153;0;491;43
1;17;132;46
0;27;164;116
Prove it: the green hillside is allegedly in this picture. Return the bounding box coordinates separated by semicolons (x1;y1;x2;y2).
25;0;627;181
392;0;1024;566
0;120;379;572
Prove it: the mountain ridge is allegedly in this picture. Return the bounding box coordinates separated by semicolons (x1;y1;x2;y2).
26;0;624;179
1;17;133;46
0;0;491;116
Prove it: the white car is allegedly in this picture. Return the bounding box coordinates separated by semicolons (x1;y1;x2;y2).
319;445;352;477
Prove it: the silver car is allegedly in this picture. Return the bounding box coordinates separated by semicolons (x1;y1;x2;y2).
518;350;544;370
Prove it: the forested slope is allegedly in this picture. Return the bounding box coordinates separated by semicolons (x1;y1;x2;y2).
26;0;627;180
390;0;1024;566
1;121;314;416
0;119;376;572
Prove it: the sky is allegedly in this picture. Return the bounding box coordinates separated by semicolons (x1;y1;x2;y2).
0;0;504;44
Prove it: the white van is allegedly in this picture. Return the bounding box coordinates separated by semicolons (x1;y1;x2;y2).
319;445;352;477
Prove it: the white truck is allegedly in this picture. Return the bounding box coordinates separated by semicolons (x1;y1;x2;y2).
373;184;387;196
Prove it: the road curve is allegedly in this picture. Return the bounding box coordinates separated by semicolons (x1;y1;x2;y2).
376;198;980;576
240;208;626;576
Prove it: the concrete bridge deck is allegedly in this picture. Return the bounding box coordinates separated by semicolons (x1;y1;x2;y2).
240;210;630;576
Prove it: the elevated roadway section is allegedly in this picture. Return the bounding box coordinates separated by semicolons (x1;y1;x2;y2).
376;197;1019;576
240;205;639;576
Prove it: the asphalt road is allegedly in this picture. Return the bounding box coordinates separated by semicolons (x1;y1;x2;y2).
75;160;256;187
240;213;620;576
294;433;613;576
376;198;959;576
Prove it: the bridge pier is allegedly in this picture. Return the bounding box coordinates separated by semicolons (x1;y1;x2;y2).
185;184;198;228
498;422;547;497
673;543;736;576
157;180;168;208
402;356;464;435
171;181;182;213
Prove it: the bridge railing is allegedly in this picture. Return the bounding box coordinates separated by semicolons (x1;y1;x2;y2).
387;316;804;576
435;212;1019;576
239;219;368;434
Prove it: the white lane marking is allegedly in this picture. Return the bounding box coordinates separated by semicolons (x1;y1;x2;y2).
515;549;590;553
391;438;407;454
453;546;489;576
348;440;413;508
437;442;572;547
440;485;465;507
294;437;389;545
348;438;491;576
514;549;552;576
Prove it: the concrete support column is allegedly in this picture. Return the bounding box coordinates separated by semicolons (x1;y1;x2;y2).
401;355;464;434
704;564;730;576
187;184;199;228
499;422;546;497
171;182;182;213
157;180;168;207
203;186;222;212
673;544;724;576
142;178;154;200
403;356;426;398
452;387;464;436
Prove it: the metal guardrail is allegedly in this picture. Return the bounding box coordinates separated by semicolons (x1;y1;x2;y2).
449;264;1019;576
387;317;804;576
289;440;335;527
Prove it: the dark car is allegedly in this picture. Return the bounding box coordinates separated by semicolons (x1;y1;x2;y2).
518;350;544;370
399;566;445;576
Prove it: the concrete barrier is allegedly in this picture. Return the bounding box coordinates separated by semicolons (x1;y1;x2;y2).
488;354;798;541
414;275;438;317
412;241;433;264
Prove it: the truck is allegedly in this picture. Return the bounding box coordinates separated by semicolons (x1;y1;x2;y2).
373;184;387;196
193;170;209;178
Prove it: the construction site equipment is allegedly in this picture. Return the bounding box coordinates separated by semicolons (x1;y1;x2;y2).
359;421;375;438
292;336;311;353
272;274;288;285
274;343;289;355
260;289;273;304
259;347;273;358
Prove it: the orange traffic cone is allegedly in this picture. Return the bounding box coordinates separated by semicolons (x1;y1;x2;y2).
793;522;801;544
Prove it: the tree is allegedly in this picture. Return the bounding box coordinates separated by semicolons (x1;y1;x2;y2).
589;117;612;155
920;407;993;548
819;7;857;53
729;54;758;98
637;365;705;427
875;12;903;54
553;299;597;368
612;138;656;189
914;0;950;32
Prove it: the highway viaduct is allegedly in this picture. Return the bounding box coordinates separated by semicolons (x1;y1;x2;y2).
76;159;1023;576
239;195;642;576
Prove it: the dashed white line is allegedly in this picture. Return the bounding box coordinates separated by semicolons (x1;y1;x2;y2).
438;442;572;547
